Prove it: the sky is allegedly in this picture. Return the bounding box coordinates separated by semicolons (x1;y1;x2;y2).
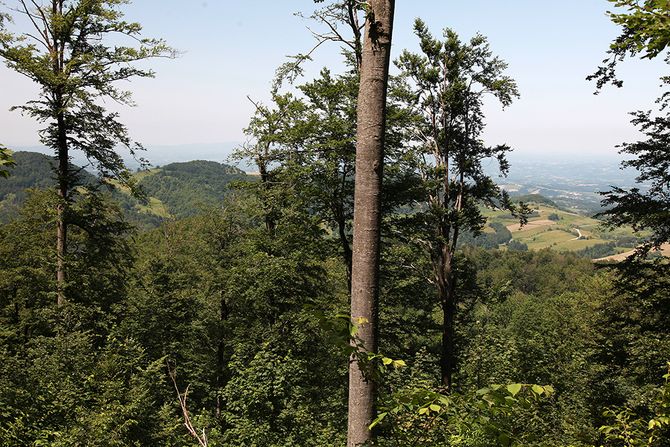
0;0;666;162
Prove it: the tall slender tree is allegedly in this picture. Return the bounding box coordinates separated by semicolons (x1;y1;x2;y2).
0;0;173;305
590;0;670;288
347;1;395;445
395;20;524;389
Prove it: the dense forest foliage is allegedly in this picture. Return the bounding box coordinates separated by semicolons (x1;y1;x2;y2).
1;0;669;446
0;190;668;446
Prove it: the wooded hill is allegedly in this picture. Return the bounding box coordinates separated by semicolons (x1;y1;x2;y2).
0;152;248;226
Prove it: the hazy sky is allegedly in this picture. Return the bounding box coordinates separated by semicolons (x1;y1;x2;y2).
0;0;666;161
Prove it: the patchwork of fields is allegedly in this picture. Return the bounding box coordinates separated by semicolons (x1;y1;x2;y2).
482;203;644;258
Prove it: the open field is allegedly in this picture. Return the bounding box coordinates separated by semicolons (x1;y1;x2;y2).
136;196;171;218
482;201;645;258
594;243;670;262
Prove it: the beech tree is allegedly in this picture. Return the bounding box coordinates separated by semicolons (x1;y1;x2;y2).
395;20;525;389
347;1;395;446
0;0;173;305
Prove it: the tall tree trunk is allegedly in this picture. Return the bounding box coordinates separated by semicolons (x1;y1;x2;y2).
438;250;455;390
216;291;229;418
53;3;67;305
436;220;461;390
347;1;394;446
56;109;68;306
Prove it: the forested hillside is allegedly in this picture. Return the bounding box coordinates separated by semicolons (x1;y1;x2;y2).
0;152;249;226
0;1;669;447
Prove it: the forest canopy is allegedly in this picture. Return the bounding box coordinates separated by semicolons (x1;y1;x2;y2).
0;1;668;446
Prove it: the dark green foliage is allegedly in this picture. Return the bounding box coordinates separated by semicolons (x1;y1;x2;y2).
513;194;558;208
459;222;513;250
600;364;670;447
507;239;528;252
590;268;670;425
0;189;172;446
116;192;349;446
1;184;667;446
548;213;561;221
0;332;166;446
0;153;250;227
1;4;668;444
0;152;97;222
591;0;670;288
599;111;670;264
576;242;618;259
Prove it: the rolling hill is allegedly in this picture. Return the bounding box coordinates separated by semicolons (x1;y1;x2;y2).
0;152;249;227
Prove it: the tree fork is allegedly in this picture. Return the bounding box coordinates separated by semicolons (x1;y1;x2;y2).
347;1;395;446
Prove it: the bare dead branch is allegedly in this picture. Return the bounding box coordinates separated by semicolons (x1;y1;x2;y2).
167;361;209;447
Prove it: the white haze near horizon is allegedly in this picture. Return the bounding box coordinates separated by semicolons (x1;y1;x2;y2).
1;0;666;166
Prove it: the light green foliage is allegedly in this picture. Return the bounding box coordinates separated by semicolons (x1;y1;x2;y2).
608;0;670;58
0;144;14;178
600;364;670;446
372;376;554;447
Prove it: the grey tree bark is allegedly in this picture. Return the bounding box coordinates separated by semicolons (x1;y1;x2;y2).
347;1;395;446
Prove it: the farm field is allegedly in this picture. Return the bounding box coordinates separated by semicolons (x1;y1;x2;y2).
482;201;643;258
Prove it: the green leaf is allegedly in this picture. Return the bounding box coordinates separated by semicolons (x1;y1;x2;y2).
392;359;406;368
507;383;522;396
429;404;441;412
368;412;387;430
498;432;511;446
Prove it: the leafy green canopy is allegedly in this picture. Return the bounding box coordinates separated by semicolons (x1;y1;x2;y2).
394;19;526;253
0;0;174;185
0;144;15;178
590;0;670;88
590;0;670;280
